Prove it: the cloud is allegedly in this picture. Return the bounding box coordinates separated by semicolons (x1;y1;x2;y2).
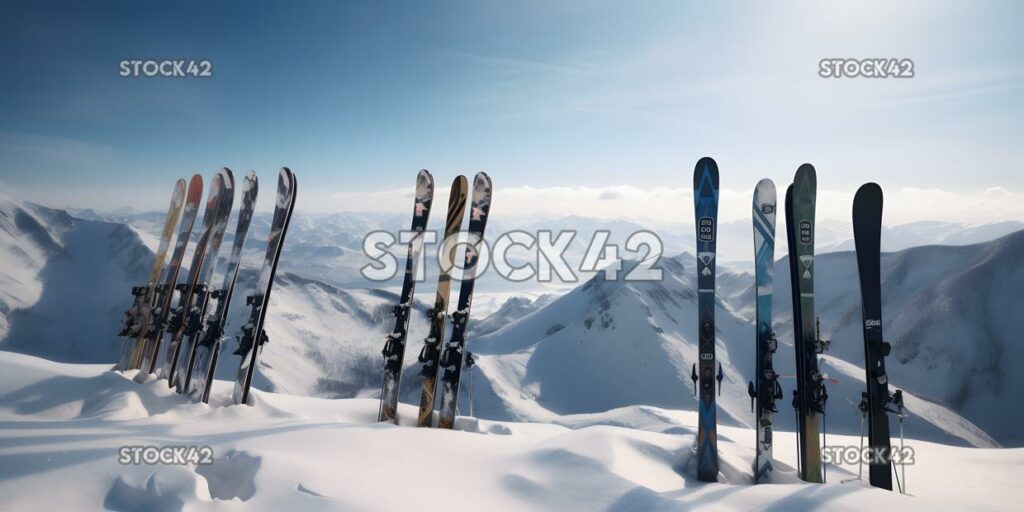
301;184;1023;226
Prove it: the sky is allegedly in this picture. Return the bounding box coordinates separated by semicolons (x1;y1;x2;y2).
0;1;1022;224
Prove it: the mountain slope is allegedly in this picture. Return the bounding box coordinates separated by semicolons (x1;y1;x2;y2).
0;193;146;362
468;252;997;448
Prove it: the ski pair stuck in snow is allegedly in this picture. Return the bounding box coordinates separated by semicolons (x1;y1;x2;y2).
233;168;298;406
786;163;830;483
853;183;905;491
186;171;259;403
377;171;492;427
416;175;469;427
126;174;205;373
691;157;723;482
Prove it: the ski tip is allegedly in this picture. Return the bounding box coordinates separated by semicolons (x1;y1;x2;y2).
795;163;817;184
695;156;717;170
473;171;491;187
279;167;295;186
450;175;469;200
854;182;882;199
244;170;258;194
693;157;719;189
853;182;883;211
187;174;204;200
219;167;235;188
417;168;434;185
754;178;776;201
276;168;298;204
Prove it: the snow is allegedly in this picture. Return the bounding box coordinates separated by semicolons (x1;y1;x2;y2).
0;351;1021;511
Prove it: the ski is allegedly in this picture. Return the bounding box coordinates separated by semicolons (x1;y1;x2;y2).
133;174;204;372
786;163;828;483
378;169;435;423
853;182;901;490
158;169;233;381
233;168;298;406
187;171;259;403
415;175;469;427
747;178;780;483
691;157;721;482
436;172;492;430
115;178;186;371
170;168;239;393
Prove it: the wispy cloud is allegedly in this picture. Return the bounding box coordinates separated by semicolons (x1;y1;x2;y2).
304;183;1024;225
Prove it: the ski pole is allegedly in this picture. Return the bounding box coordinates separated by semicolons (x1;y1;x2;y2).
466;352;475;418
822;410;827;483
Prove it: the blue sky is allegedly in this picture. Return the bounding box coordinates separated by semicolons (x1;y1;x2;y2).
1;1;1022;222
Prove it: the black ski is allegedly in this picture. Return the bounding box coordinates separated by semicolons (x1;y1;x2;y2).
416;175;468;427
159;169;234;382
691;157;721;481
378;170;435;423
853;182;901;490
233;168;298;406
437;172;493;430
187;171;259;402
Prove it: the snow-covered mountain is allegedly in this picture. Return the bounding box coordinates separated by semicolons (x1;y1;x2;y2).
77;207;1024;285
465;255;998;448
0;192;146;362
1;191;1021;449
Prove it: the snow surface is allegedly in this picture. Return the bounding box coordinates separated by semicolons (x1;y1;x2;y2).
0;351;1020;511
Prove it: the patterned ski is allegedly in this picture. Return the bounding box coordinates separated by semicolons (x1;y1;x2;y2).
158;169;233;381
187;171;259;402
692;157;721;482
747;178;780;483
853;183;899;490
379;170;435;423
133;174;204;372
786;163;828;483
170;168;239;393
416;175;469;427
233;168;298;406
115;178;186;371
437;172;493;430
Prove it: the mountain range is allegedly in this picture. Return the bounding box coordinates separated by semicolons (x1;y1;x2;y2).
1;191;1021;448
